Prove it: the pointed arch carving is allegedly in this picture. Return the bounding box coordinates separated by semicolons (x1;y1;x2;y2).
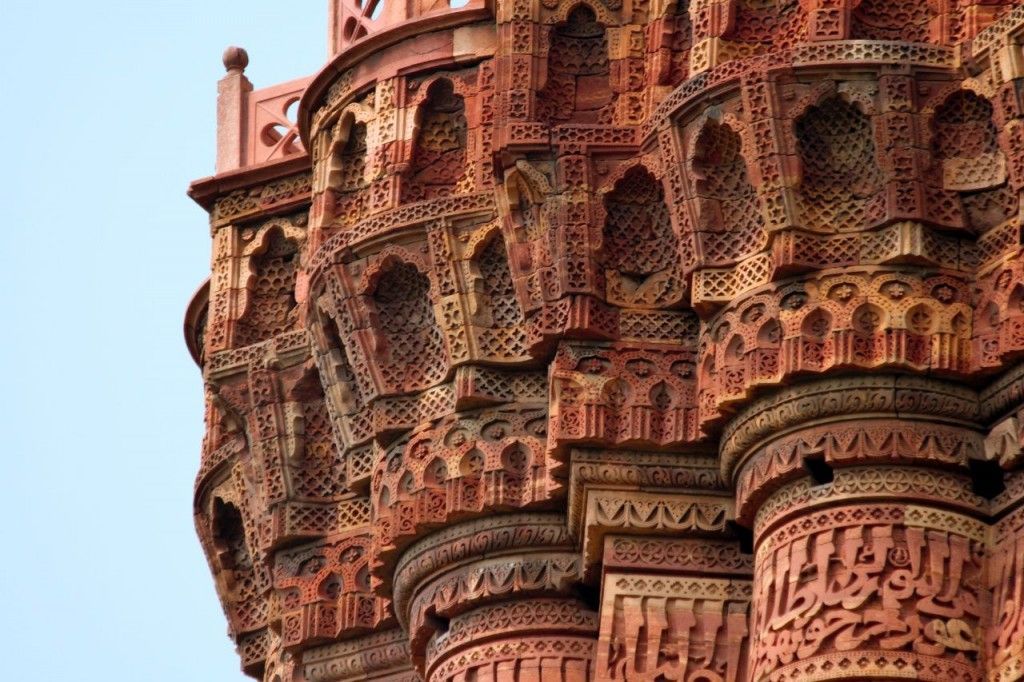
794;95;885;232
930;89;1019;234
545;0;618;26
401;77;471;202
600;165;683;309
236;225;302;345
318;98;376;226
689;115;767;266
498;162;557;311
471;230;529;360
367;259;449;393
285;367;347;500
502;160;552;247
538;4;614;125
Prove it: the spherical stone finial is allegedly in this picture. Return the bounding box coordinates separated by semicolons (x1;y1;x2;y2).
222;46;249;73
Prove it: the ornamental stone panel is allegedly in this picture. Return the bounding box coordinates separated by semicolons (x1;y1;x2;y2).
185;2;1024;680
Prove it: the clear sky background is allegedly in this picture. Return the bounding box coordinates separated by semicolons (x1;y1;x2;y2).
0;2;325;679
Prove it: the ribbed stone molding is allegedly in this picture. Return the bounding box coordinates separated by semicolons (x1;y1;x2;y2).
720;375;983;484
185;1;1024;679
424;599;597;681
722;376;992;681
389;513;594;677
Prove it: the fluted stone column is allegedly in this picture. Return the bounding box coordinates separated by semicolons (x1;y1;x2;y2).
390;514;597;681
722;377;990;682
425;599;596;681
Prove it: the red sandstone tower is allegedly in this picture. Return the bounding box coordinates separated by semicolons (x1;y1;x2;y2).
186;1;1024;680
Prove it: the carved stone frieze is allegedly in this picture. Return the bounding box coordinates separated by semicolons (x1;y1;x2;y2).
597;572;752;681
186;2;1024;680
752;502;988;682
302;629;419;682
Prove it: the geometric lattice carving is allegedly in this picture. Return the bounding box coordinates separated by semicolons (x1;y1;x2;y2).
602;167;682;309
373;261;448;393
795;96;885;232
290;371;347;500
330;121;369;227
934;91;1005;191
189;5;1024;681
538;5;613;125
692;119;767;265
852;0;933;42
236;230;299;345
402;79;469;203
729;0;808;51
933;91;1018;232
336;122;368;191
318;311;367;413
664;0;693;86
475;235;529;358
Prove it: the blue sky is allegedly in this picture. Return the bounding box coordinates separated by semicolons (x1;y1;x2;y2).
0;2;324;679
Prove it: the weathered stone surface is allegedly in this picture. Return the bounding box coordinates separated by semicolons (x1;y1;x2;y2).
185;2;1024;680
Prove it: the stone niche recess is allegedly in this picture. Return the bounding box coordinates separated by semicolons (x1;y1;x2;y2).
186;2;1024;681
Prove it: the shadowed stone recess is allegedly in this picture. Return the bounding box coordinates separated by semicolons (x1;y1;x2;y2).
185;2;1024;680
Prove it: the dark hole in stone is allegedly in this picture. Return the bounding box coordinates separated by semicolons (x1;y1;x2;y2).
970;458;1005;499
424;612;450;634
728;520;754;555
572;581;601;611
803;455;834;485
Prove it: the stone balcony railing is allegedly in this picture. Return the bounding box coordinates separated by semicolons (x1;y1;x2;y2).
208;0;489;177
328;0;478;54
213;47;313;175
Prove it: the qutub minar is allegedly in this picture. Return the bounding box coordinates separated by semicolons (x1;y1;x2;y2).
185;0;1024;679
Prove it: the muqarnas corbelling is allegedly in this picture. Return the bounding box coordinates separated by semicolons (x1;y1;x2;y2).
187;1;1024;681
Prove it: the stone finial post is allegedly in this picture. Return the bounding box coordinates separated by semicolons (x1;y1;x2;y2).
216;46;252;174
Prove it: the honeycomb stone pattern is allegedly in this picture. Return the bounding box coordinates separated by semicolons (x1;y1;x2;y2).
185;2;1024;681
